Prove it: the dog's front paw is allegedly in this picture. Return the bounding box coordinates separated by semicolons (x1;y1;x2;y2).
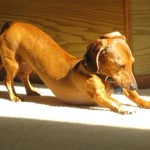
117;105;136;115
111;103;135;115
137;100;150;109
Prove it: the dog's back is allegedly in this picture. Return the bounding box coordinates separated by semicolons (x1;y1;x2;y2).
0;22;78;80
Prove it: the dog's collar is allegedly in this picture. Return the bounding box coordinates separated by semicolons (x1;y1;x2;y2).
81;59;115;83
82;59;93;74
95;73;115;83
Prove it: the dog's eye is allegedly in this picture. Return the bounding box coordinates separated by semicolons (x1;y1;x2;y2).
101;49;107;54
119;64;125;68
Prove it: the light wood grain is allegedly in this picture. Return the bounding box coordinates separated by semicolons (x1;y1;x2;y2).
131;0;150;75
0;0;125;58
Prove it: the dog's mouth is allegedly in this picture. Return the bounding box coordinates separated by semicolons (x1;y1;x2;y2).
113;78;138;91
111;70;138;91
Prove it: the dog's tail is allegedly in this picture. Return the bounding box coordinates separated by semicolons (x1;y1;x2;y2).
0;42;3;71
0;57;2;71
0;21;13;35
0;22;13;71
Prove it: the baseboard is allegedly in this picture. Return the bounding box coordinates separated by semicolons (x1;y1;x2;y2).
0;69;43;84
135;74;150;89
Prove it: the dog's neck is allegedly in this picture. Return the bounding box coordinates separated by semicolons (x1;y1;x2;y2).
81;59;115;83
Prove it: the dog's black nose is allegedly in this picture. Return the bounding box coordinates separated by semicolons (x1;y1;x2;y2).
130;84;138;91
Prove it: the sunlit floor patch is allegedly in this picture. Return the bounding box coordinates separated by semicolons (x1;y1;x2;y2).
0;82;150;130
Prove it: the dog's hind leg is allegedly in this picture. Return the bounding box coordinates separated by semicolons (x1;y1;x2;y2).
2;48;21;101
17;63;41;96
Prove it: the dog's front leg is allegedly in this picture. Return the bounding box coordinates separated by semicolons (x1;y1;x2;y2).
123;89;150;108
86;76;134;114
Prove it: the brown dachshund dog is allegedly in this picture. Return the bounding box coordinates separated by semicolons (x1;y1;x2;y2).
0;22;149;114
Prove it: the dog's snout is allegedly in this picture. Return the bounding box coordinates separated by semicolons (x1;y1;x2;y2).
130;84;138;91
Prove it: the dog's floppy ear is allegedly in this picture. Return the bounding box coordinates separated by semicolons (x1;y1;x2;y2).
84;39;107;73
121;35;126;41
100;31;126;41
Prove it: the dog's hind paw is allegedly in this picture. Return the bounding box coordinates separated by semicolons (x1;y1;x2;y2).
27;90;41;96
10;95;22;102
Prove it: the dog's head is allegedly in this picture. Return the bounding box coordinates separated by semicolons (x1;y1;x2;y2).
84;32;137;91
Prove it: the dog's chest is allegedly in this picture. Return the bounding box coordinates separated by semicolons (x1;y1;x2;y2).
102;81;116;95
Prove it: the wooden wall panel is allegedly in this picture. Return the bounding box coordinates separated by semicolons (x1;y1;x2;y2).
131;0;150;75
0;0;125;58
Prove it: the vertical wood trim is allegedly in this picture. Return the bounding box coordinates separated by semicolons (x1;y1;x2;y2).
123;0;132;49
123;0;137;75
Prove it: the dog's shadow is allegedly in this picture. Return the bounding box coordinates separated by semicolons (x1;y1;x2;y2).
0;91;108;111
0;90;138;112
0;91;65;105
